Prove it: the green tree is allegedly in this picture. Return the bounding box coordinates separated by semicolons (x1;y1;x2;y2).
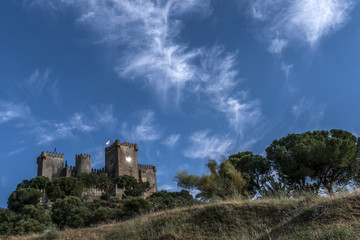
116;175;150;197
29;176;50;190
228;151;271;195
7;188;42;212
148;190;199;211
122;197;151;218
266;129;360;195
76;173;99;189
0;208;15;235
98;173;114;194
52;196;89;229
46;177;84;201
12;205;53;235
176;159;248;201
16;179;31;190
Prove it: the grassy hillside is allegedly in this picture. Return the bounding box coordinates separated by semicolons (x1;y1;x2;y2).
7;193;360;240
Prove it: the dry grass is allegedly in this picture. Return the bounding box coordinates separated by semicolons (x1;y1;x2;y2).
6;193;360;240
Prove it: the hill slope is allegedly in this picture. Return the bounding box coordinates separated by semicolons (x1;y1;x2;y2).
9;193;360;240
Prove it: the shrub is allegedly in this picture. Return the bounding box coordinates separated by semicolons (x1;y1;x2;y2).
122;197;151;218
7;188;42;212
90;207;113;225
52;196;89;229
148;190;199;211
12;218;45;235
0;208;15;235
46;177;84;201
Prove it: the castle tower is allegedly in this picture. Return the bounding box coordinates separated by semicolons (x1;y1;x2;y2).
37;151;64;180
105;139;139;179
138;164;157;196
75;153;91;175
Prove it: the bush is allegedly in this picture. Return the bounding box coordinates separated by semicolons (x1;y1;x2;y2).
90;207;113;225
148;190;199;211
12;218;45;235
122;197;151;218
7;188;42;212
46;177;84;201
115;175;150;197
0;208;15;235
76;173;99;189
52;196;89;229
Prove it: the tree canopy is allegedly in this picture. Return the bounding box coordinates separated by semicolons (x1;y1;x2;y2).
228;151;271;195
266;129;360;194
176;159;248;201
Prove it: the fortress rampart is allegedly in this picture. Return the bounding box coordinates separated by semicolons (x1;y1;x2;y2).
37;139;157;196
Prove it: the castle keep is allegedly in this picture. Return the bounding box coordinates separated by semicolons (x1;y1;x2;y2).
37;139;157;195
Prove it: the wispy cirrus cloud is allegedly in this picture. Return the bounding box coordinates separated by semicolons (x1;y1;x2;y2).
0;100;30;124
184;130;233;159
162;134;180;147
26;1;261;140
249;0;355;53
198;46;261;136
35;0;211;102
291;97;326;129
122;110;161;142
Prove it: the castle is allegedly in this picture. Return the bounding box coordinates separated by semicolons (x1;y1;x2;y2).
37;139;157;196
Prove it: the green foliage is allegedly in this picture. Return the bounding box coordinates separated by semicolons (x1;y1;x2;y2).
115;175;150;197
7;188;43;212
19;205;52;225
16;176;50;191
29;176;51;190
52;196;89;229
16;179;31;190
0;208;15;235
98;173;114;193
90;207;113;225
176;159;249;201
122;197;151;217
266;129;360;194
76;173;99;189
46;177;84;201
148;190;199;211
229;151;271;195
12;218;45;235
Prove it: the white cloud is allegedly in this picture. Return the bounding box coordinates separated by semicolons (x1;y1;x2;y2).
32;0;210;102
92;104;117;125
198;46;261;136
292;97;326;129
0;100;30;123
7;147;26;157
250;0;355;53
281;63;294;81
184;130;233;159
162;134;180;147
27;1;261;139
123;110;161;142
158;184;177;191
22;69;51;94
34;113;95;145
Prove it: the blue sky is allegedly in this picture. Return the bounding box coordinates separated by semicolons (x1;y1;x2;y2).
1;0;360;207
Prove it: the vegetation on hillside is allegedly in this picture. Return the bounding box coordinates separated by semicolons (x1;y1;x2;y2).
2;129;360;239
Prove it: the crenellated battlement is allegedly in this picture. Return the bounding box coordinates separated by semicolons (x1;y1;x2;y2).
138;164;156;171
105;139;138;152
75;153;91;159
40;151;64;158
121;141;138;150
37;138;156;195
91;167;106;174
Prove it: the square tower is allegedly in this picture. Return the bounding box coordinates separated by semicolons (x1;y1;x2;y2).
105;139;139;179
37;151;64;180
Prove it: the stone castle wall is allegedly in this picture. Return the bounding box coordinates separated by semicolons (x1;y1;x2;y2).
37;139;157;196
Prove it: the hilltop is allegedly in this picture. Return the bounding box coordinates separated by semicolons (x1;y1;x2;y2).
8;192;360;240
